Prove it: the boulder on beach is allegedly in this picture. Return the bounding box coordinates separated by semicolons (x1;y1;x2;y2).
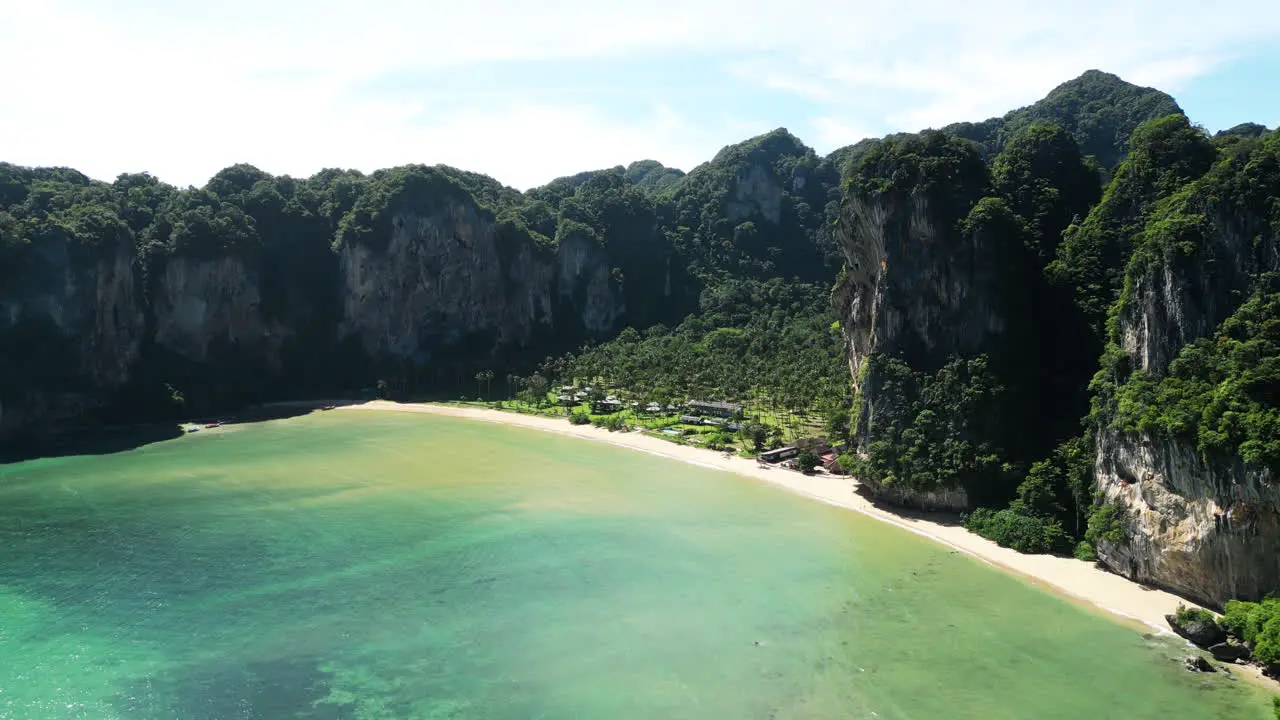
1207;642;1250;663
1165;613;1227;648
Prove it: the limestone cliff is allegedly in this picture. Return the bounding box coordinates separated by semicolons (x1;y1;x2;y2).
1091;138;1280;606
1094;427;1280;607
0;165;629;444
833;134;1022;511
339;201;551;359
152;255;288;366
337;199;621;361
0;234;144;440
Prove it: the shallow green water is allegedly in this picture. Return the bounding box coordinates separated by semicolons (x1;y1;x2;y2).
0;411;1269;719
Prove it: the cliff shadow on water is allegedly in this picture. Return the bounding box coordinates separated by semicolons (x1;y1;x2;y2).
0;423;184;464
0;403;366;464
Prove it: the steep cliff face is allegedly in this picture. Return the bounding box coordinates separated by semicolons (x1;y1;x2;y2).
725;164;783;224
0;234;144;440
836;193;1009;389
1117;212;1272;374
833;134;1021;510
1094;428;1280;607
152;255;287;366
338;200;621;360
340;201;549;358
1090;130;1280;606
554;232;623;336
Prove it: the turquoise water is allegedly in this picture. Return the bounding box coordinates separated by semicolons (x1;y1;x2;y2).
0;411;1269;718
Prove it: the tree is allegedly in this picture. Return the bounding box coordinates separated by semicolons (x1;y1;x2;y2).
527;374;549;408
796;449;820;475
474;369;494;400
743;422;769;453
824;407;851;444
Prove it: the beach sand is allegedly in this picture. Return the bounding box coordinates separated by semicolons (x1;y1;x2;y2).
336;400;1274;685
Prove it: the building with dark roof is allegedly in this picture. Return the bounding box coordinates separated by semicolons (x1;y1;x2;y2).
759;446;799;463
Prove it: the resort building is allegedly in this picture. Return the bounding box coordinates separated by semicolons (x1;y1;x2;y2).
821;452;843;474
686;400;744;418
593;399;623;414
759;446;799;464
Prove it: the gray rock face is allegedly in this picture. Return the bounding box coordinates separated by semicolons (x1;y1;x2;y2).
554;233;623;336
338;199;621;360
339;202;552;358
832;191;1010;511
1095;206;1280;607
726;164;782;225
152;255;286;365
1117;215;1267;374
0;235;144;440
1099;431;1280;607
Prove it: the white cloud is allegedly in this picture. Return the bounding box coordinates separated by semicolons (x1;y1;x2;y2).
809;117;876;152
0;0;1275;187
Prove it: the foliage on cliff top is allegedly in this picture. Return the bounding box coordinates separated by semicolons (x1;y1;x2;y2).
623;160;684;195
1048;114;1217;331
334;165;485;251
659;128;839;280
846;131;990;228
0;164;139;270
990;124;1101;262
942;70;1182;169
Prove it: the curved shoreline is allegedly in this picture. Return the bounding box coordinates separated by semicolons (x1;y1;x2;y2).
336;400;1275;687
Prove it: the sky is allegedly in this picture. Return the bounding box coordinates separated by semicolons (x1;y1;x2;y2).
1;0;1278;191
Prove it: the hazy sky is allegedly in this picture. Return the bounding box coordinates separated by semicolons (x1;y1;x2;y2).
2;0;1277;190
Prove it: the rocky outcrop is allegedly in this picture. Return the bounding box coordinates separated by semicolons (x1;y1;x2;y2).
833;147;1015;511
1095;428;1280;607
339;201;552;359
1182;655;1215;673
0;234;144;440
338;199;621;360
1166;611;1228;647
1094;169;1280;606
152;255;287;366
1208;642;1250;663
726;164;783;225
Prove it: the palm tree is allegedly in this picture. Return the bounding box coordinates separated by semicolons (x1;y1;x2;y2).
474;369;494;400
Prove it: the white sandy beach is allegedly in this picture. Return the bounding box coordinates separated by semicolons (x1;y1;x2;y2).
337;400;1264;671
